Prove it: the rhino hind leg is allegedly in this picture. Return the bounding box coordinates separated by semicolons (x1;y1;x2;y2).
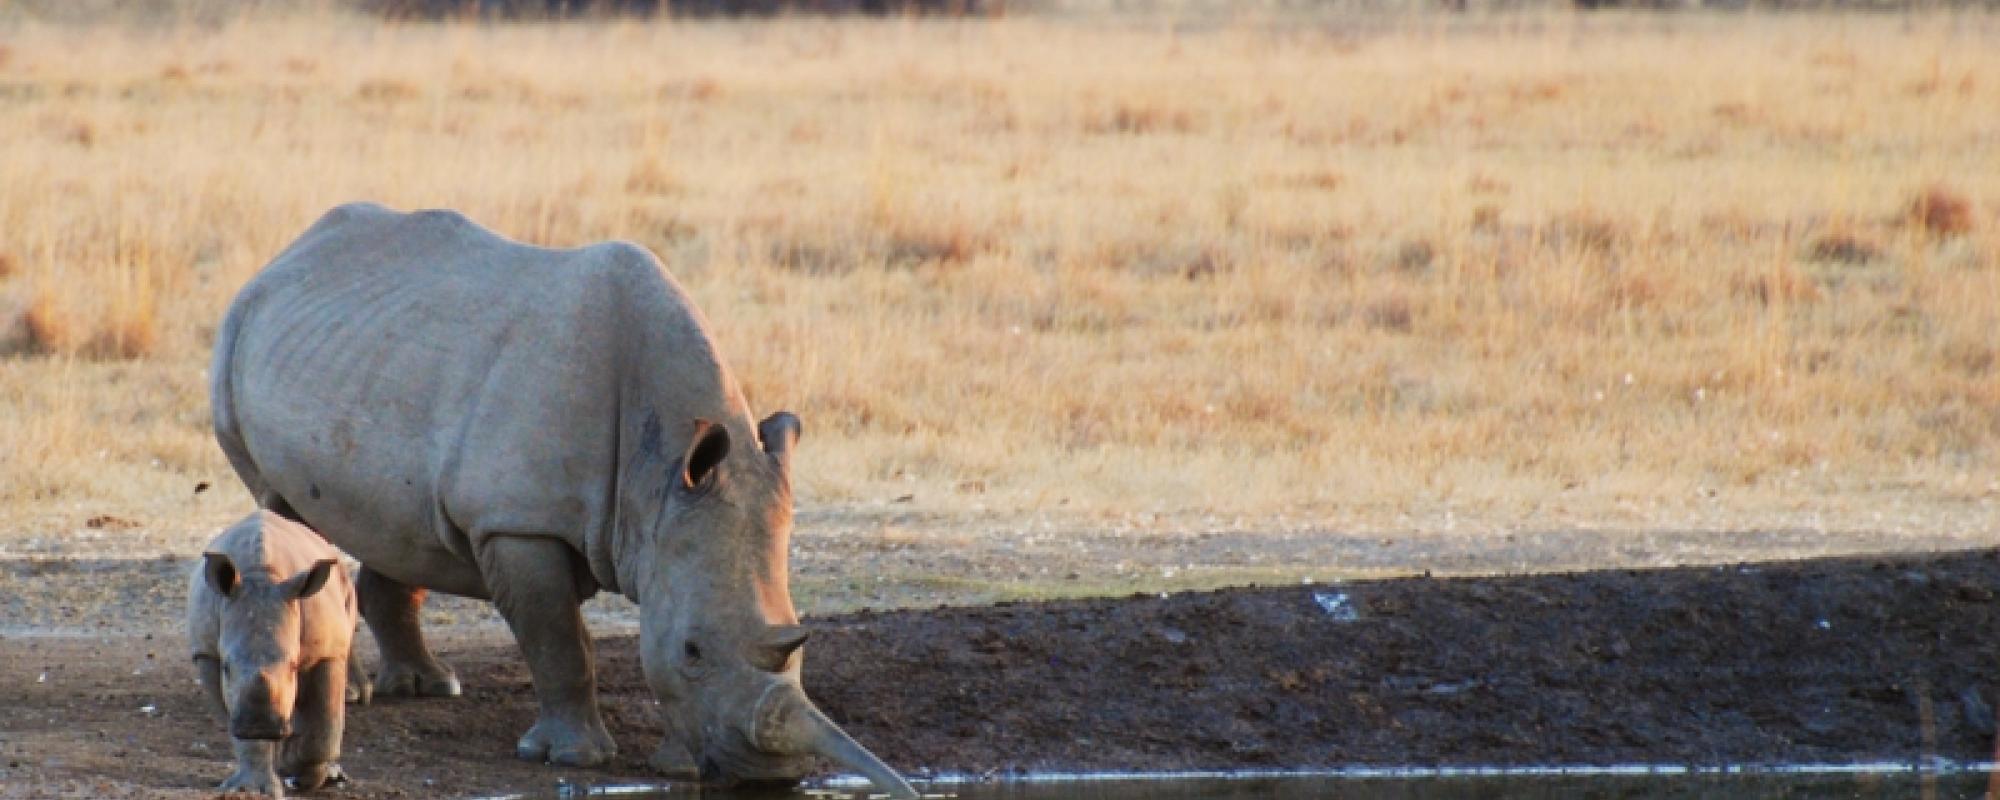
475;534;617;768
344;634;373;705
356;566;462;698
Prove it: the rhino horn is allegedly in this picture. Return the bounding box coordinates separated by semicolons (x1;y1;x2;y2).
756;685;917;800
759;624;810;667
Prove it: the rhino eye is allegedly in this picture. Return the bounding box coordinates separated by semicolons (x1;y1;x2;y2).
683;641;702;662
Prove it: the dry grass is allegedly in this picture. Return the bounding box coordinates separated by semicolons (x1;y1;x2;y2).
0;13;1997;551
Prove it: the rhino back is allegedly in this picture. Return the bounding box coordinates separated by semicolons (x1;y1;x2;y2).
215;204;752;596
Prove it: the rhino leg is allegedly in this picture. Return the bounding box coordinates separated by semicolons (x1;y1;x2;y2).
222;738;284;798
344;630;372;706
476;535;616;768
194;655;228;724
357;566;461;698
279;658;347;791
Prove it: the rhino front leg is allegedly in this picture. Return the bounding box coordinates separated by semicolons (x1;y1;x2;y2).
476;535;616;768
357;566;461;698
194;655;228;724
223;738;284;798
280;658;348;791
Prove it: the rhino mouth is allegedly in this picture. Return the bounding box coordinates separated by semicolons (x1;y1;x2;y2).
696;740;816;786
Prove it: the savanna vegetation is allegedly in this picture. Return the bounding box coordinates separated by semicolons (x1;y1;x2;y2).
0;10;1995;555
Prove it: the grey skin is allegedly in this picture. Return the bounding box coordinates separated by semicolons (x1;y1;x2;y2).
188;511;369;798
209;202;917;798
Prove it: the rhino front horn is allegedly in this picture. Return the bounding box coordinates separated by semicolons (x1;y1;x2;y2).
757;685;918;800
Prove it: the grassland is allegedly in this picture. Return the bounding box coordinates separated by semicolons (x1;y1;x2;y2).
0;12;1995;560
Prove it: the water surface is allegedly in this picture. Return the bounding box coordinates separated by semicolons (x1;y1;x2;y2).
528;766;1995;800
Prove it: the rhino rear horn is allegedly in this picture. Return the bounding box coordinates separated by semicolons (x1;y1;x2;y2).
680;419;731;491
202;552;240;598
758;412;802;475
757;624;809;669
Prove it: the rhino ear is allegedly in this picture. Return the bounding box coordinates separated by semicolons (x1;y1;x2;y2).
202;553;240;599
285;559;339;600
680;419;731;491
758;412;802;476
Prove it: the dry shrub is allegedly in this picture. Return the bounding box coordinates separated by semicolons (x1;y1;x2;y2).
657;77;723;102
624;157;682;196
884;215;986;265
1710;101;1760;126
1942;339;1995;378
0;252;16;280
1470;204;1502;231
20;293;73;354
1805;231;1882;265
1390;239;1435;273
1601;267;1661;309
1281;169;1343;191
52;117;97;148
88;267;161;359
1467;173;1509;195
1730;262;1820;307
1906;185;1975;237
0;292;32;355
1180;250;1224;281
1546;210;1624;253
1362;292;1415;333
1505;79;1565;105
38;300;159;359
1088;101;1196;135
355;78;423;102
768;241;854;276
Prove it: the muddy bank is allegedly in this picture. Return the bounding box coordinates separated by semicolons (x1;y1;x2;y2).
5;547;2000;798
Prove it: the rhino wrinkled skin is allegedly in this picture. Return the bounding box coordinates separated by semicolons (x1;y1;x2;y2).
188;511;367;798
208;203;916;797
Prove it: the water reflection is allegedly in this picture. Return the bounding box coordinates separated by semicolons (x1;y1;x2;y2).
529;769;1992;800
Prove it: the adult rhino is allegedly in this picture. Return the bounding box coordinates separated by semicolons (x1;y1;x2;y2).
210;202;917;798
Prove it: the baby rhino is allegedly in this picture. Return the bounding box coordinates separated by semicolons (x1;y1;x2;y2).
188;511;367;797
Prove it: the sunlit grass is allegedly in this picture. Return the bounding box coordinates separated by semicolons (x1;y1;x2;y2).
0;12;1995;547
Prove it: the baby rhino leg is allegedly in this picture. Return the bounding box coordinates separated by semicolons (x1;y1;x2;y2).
222;738;283;798
280;659;348;790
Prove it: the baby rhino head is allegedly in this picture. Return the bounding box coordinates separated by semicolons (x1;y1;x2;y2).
203;553;338;740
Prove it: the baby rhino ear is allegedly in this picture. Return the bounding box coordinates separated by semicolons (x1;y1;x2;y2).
284;559;340;600
202;553;239;598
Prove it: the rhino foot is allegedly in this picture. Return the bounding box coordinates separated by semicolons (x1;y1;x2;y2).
285;761;346;791
648;740;699;779
373;666;461;698
221;765;285;798
517;717;616;767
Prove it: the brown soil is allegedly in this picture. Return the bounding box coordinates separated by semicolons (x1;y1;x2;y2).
6;548;2000;798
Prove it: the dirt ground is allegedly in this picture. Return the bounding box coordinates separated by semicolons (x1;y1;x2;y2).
7;546;2000;798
